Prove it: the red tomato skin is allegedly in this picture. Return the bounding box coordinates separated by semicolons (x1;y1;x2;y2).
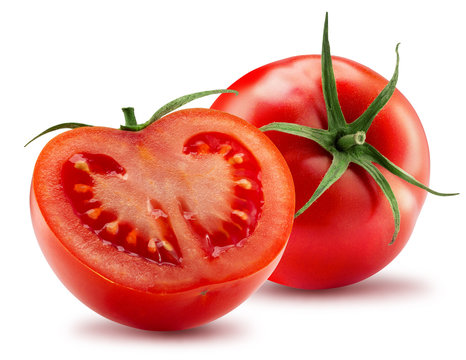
30;109;294;330
212;55;430;289
32;188;279;330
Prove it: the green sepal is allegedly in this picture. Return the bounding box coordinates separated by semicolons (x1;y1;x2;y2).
353;159;400;244
24;122;92;147
260;122;334;150
121;89;238;131
359;144;459;196
349;44;400;133
321;12;347;131
295;152;350;217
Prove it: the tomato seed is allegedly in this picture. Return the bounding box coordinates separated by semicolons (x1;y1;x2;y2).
229;153;244;164
86;208;102;220
197;143;210;154
74;184;92;193
235;178;252;190
74;161;90;173
218;144;232;155
126;229;138;245
232;210;248;221
105;221;119;235
161;240;174;252
147;239;157;253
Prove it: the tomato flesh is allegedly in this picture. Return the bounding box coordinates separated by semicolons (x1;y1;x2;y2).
182;132;264;256
31;108;295;329
61;131;265;264
62;153;182;265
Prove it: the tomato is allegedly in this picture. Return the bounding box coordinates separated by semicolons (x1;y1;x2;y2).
212;54;432;289
30;107;294;330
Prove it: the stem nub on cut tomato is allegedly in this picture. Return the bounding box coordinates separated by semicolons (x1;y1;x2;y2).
24;89;238;147
260;13;458;244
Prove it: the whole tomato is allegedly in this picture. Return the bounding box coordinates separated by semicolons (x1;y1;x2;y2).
29;91;295;329
212;15;455;289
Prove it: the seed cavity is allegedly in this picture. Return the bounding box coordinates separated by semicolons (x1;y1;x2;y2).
62;153;181;266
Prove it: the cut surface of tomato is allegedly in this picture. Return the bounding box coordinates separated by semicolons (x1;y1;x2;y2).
31;108;294;329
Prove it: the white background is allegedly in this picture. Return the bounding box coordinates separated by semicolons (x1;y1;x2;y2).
1;0;465;359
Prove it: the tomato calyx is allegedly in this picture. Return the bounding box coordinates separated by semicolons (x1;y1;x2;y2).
260;13;458;244
24;89;238;146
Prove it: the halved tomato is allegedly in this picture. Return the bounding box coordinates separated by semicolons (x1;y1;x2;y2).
30;108;294;330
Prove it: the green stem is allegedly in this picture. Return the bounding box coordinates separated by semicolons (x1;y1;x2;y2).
24;122;93;147
122;107;137;127
25;89;238;146
337;131;366;151
121;89;238;131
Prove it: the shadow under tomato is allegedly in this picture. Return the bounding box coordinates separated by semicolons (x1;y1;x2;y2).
71;314;247;342
254;274;432;302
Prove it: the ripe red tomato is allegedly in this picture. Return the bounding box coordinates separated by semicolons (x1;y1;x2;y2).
30;108;294;330
212;55;431;289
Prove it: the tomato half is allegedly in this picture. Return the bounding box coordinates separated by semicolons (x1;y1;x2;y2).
30;108;294;330
212;55;430;289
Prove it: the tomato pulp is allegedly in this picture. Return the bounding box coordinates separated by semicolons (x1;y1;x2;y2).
212;55;430;289
31;108;294;329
